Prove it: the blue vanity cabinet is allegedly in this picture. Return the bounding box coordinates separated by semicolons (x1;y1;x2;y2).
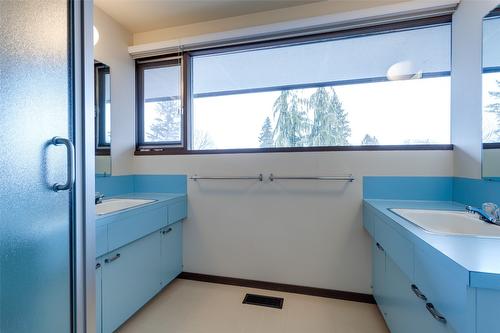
160;221;183;286
365;203;456;333
96;196;187;333
101;231;163;333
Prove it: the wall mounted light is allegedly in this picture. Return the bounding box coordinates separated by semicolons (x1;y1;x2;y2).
93;26;99;46
387;60;422;81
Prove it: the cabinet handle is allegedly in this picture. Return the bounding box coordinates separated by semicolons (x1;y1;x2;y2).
376;242;384;252
162;227;172;235
96;263;101;269
426;303;447;324
104;253;120;264
410;284;427;301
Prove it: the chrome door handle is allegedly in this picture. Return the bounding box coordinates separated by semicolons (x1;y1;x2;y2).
51;137;75;192
411;284;427;301
376;242;384;252
162;227;172;235
426;303;447;324
104;253;120;264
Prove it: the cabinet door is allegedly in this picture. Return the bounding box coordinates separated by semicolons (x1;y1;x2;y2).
161;222;183;286
102;232;162;333
477;288;500;333
384;256;451;333
372;241;388;319
96;259;103;333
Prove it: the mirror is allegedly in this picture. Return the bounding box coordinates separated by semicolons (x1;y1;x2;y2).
95;61;112;176
482;6;500;180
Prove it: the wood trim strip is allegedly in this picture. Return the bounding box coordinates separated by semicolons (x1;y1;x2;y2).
178;272;376;304
135;144;454;156
483;142;500;149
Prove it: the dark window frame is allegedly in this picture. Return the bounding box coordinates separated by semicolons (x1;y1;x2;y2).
135;15;454;155
136;57;188;151
95;63;110;155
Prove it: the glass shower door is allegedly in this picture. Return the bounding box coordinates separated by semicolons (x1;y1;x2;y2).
1;0;74;332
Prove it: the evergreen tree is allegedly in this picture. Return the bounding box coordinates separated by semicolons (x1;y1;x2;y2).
361;134;379;145
272;90;309;147
258;117;274;148
485;80;500;142
308;87;351;146
487;80;500;124
147;100;181;142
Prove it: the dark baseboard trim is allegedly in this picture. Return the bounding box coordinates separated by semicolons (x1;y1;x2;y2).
178;272;375;304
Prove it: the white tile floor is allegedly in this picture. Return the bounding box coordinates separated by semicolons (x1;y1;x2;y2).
117;279;388;333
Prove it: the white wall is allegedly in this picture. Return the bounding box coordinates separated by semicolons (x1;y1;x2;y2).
451;0;498;179
483;148;500;178
94;7;135;175
134;151;453;293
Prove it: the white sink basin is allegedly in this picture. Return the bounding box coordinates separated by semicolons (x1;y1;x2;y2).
96;198;156;216
390;208;500;238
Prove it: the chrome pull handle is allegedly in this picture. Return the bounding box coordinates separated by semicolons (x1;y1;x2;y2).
162;227;172;235
411;284;427;301
426;303;447;324
376;242;384;252
51;137;75;192
104;253;120;264
96;263;101;269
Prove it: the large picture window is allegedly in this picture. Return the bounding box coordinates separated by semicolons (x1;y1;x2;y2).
136;18;452;154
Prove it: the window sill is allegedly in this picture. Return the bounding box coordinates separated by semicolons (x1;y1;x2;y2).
96;148;110;156
134;144;454;156
483;143;500;149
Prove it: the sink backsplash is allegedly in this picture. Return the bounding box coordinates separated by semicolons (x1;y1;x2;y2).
95;175;187;196
363;176;500;206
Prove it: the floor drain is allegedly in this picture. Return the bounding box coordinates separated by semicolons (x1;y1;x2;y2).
243;293;284;309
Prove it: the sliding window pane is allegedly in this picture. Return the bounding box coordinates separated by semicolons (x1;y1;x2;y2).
192;24;451;150
483;15;500;143
142;62;182;145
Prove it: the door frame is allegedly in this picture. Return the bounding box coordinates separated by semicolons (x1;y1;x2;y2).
72;1;96;332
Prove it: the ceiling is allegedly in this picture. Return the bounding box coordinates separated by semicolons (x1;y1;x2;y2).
94;0;324;33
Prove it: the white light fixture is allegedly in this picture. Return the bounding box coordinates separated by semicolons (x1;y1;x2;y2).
93;26;99;46
387;60;422;81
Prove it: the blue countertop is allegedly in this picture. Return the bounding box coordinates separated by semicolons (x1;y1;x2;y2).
96;193;187;227
365;199;500;289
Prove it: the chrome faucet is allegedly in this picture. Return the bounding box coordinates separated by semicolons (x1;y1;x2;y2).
465;203;500;225
95;192;104;204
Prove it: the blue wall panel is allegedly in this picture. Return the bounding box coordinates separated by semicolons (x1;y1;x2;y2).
452;177;500;206
95;176;134;196
363;176;453;201
363;176;500;207
95;175;187;196
134;175;186;194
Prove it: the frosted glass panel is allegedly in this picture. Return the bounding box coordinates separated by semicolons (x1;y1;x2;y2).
193;25;451;96
0;1;72;332
483;15;500;69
